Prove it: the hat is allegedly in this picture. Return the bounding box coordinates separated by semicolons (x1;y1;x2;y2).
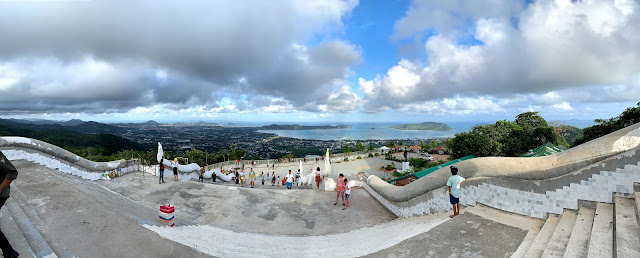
174;158;178;161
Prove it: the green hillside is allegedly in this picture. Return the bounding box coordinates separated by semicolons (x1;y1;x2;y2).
389;122;453;131
0;124;144;156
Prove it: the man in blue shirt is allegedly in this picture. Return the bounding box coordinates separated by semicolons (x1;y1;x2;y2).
446;166;466;218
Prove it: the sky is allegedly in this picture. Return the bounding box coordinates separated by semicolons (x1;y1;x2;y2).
0;0;639;124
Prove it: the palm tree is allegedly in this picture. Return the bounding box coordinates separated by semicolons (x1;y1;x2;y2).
420;141;427;153
356;142;365;153
367;144;375;154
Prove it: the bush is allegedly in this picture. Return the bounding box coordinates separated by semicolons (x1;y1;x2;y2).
374;153;379;156
357;156;362;159
368;153;374;158
344;157;349;162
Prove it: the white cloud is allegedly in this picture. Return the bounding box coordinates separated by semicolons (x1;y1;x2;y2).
359;0;640;114
552;102;572;111
0;0;360;115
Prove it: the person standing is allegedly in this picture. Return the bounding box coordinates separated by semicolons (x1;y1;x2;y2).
260;171;265;186
446;166;466;218
314;167;321;190
239;169;245;187
334;173;345;206
172;158;179;181
0;151;19;258
342;178;351;210
158;158;165;184
271;171;276;186
249;168;256;188
295;169;300;187
198;167;205;182
286;170;294;189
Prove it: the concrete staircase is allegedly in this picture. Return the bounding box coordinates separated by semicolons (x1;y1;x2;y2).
519;193;640;258
0;186;58;258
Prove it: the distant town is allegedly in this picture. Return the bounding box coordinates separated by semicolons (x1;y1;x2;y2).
0;118;443;159
115;121;433;159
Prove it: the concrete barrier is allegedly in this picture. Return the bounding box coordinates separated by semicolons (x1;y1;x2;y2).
364;123;640;218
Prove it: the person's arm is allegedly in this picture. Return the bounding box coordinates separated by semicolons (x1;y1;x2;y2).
0;179;12;192
448;186;451;194
0;179;13;192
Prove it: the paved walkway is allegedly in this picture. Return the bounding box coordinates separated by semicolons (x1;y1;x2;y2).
9;159;542;257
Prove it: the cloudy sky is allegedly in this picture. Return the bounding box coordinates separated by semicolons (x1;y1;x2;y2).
0;0;638;123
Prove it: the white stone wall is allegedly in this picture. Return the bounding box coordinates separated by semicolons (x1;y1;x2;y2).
4;149;136;181
366;162;640;219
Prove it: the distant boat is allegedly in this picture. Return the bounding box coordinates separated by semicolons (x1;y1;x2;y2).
371;127;375;129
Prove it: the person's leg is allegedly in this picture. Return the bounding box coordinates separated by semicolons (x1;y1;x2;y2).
341;191;345;205
455;203;460;216
159;171;162;184
334;190;339;205
342;194;349;210
449;194;457;218
346;194;349;208
0;197;16;256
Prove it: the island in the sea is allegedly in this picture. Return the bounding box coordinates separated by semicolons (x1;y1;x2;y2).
389;122;453;131
259;124;351;130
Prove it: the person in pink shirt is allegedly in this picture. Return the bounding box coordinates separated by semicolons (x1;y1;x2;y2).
334;173;345;206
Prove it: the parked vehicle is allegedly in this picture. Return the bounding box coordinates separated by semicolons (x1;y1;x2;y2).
420;153;434;160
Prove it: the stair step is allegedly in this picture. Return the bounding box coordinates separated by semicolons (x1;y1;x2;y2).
0;205;35;258
525;214;560;258
614;196;640;258
587;202;613;258
5;198;57;258
541;210;577;257
563;206;595;258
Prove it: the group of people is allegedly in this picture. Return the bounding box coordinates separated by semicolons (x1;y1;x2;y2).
158;158;180;184
269;167;322;189
334;173;351;210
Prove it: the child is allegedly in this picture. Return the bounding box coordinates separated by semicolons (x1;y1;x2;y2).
261;171;265;185
271;172;276;186
446;166;466;218
342;178;351;210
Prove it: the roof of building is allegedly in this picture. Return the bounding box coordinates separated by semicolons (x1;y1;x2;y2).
519;142;564;157
387;155;477;183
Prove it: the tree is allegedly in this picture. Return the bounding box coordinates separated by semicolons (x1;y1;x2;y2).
367;144;375;153
343;145;351;155
450;112;568;158
355;142;365;153
386;141;394;150
419;141;427;153
574;102;640;146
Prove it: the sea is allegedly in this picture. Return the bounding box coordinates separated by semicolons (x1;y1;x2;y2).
219;119;595;141
256;121;481;141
